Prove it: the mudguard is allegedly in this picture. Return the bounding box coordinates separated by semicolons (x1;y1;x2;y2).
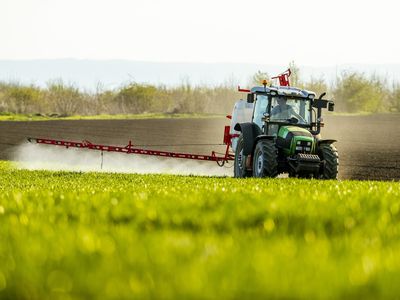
317;139;337;146
234;123;262;156
255;135;275;144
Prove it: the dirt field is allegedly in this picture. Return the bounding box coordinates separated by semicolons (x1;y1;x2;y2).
1;114;399;180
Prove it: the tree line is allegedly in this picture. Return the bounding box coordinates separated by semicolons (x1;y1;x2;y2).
1;69;400;117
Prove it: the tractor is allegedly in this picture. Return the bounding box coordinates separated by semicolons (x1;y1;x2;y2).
230;70;339;179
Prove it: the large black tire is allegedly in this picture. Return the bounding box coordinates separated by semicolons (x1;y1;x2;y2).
252;140;278;178
234;135;252;178
318;143;339;179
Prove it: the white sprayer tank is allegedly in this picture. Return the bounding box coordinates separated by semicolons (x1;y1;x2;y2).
230;99;254;152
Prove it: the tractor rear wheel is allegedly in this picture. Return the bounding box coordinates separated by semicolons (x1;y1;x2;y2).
318;143;339;179
234;135;251;178
252;139;278;178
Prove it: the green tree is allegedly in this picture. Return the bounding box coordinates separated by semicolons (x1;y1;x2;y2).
333;71;384;113
46;80;83;116
305;76;328;98
116;83;158;114
288;61;301;87
250;71;270;86
5;84;42;114
389;83;400;112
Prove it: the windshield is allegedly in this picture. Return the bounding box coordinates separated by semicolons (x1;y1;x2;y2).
270;96;311;125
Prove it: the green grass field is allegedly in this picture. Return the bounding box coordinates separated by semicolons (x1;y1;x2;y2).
0;161;400;299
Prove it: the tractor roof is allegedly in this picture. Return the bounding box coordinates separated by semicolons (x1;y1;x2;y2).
250;85;316;99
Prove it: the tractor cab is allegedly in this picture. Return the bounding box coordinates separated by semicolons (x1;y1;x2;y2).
249;86;315;136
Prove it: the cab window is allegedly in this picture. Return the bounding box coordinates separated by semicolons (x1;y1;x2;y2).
253;95;268;129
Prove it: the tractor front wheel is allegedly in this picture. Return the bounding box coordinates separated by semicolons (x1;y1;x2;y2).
252;140;278;178
318;143;339;179
234;135;251;178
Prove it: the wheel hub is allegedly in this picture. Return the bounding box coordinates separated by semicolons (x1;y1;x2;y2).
256;152;263;174
238;150;244;170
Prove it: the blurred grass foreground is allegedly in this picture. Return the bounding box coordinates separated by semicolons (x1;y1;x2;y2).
1;161;400;299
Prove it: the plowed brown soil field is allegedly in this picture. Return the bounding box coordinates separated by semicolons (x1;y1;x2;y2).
1;114;399;180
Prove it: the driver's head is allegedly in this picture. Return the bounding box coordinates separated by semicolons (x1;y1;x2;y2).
277;96;287;106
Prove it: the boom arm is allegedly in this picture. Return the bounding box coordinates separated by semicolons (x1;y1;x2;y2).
27;134;236;166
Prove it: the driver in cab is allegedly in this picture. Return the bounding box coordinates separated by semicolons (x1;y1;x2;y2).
271;96;303;122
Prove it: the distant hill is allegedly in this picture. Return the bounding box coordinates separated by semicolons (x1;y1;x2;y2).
1;59;400;91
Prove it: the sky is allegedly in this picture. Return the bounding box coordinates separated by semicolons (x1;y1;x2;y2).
1;0;399;66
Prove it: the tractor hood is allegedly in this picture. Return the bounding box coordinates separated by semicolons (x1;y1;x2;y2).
276;126;315;155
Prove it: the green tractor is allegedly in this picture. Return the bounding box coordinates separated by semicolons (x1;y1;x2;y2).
231;74;338;179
